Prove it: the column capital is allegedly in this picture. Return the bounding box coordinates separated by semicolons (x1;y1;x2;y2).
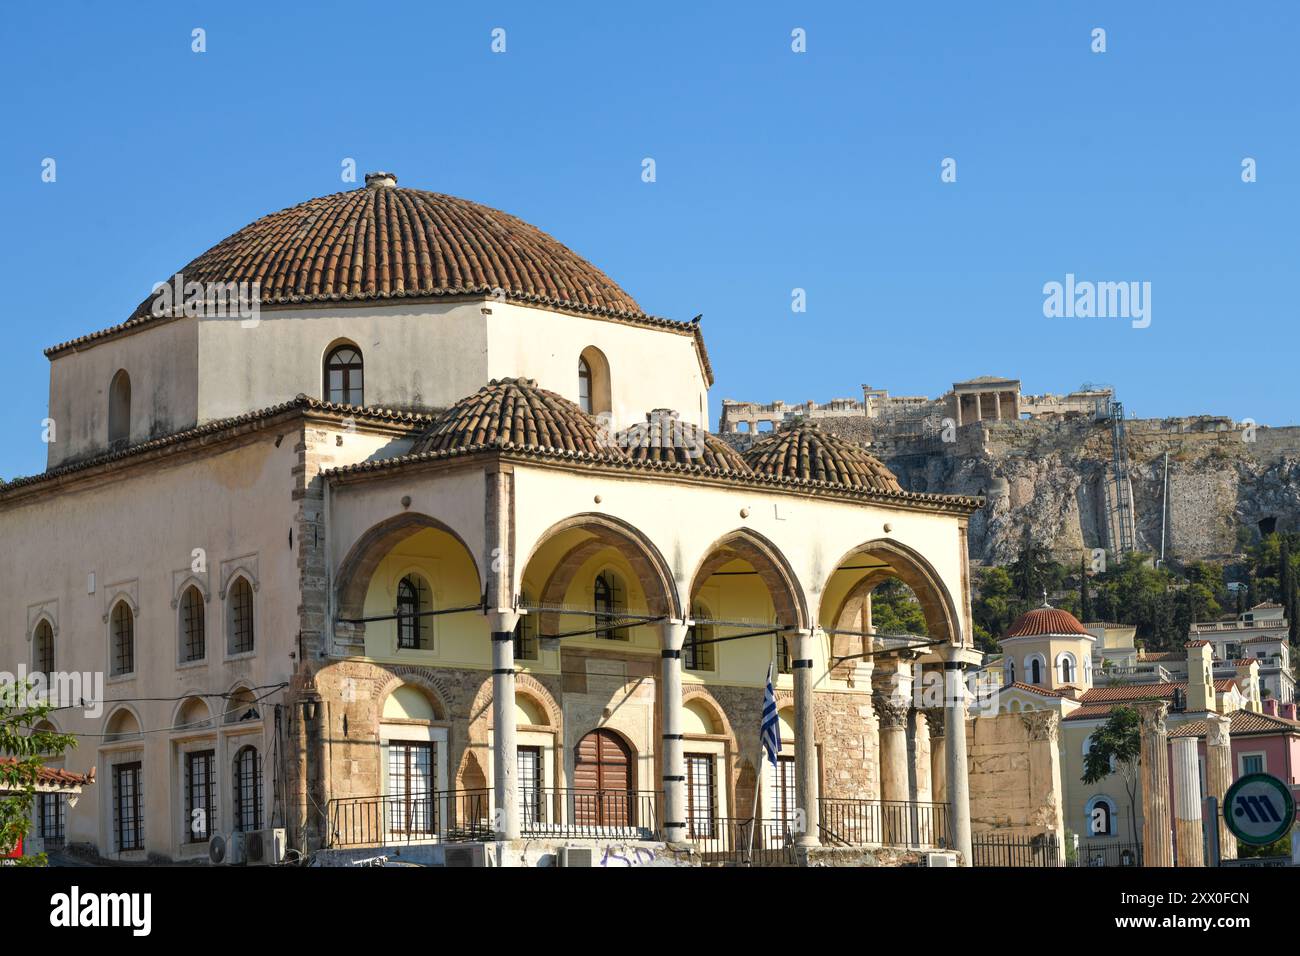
1135;699;1169;735
921;707;946;738
1205;712;1232;748
874;695;911;729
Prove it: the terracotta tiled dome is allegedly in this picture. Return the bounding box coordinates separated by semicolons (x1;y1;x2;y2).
616;410;752;474
1006;605;1090;638
412;378;621;457
743;423;902;493
128;172;643;321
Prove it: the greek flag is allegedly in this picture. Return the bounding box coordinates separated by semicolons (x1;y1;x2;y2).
759;664;781;767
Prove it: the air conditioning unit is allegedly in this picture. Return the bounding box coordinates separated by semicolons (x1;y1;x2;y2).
244;828;287;866
208;832;245;866
926;851;958;868
443;843;487;868
558;845;596;868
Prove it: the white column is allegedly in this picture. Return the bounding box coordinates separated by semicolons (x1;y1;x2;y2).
943;660;972;864
1172;736;1205;867
490;610;521;841
792;628;820;847
660;619;689;845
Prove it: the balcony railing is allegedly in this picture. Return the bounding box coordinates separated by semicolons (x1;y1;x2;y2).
818;798;952;849
1094;663;1171;683
328;790;492;847
693;817;798;866
520;788;661;841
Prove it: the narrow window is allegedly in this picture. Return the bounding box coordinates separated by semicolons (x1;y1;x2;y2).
33;620;54;674
513;601;538;661
396;574;430;650
229;577;255;654
185;750;216;843
686;753;716;839
518;746;543;826
232;746;263;832
578;357;593;414
594;571;627;641
325;346;364;406
1030;658;1042;685
771;755;798;829
111;602;135;677
776;635;793;674
108;369;131;446
387;740;433;834
39;793;65;846
686;605;715;671
180;586;205;662
1061;657;1074;683
113;761;143;851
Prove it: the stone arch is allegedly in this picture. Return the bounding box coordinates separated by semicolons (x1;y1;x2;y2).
457;749;488;792
513;674;562;729
372;667;453;722
819;538;962;647
103;705;143;741
522;512;682;634
681;688;737;742
335;512;483;626
172;695;213;731
687;528;809;630
773;689;828;738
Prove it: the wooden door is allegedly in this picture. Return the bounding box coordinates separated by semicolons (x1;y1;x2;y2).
573;729;634;827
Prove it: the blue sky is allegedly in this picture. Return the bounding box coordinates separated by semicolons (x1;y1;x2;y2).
2;1;1296;479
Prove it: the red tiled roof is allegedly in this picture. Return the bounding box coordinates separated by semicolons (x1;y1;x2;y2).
616;410;751;474
1171;710;1300;738
0;758;94;789
412;378;618;458
1138;651;1183;662
743;423;902;493
1002;681;1069;698
1185;640;1210;647
1005;605;1090;638
1244;636;1285;644
1064;678;1243;720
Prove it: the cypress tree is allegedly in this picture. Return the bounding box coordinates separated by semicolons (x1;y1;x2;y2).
1079;553;1092;622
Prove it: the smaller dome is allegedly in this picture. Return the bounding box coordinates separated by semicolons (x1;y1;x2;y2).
743;422;902;493
1006;604;1090;638
412;378;621;457
616;410;752;474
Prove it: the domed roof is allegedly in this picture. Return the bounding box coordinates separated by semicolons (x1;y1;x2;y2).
1006;604;1090;638
616;410;752;474
743;423;902;493
412;378;620;457
128;172;643;321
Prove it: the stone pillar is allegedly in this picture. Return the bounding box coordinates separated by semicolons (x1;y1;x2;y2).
490;610;521;841
660;620;689;846
1205;713;1236;860
1171;736;1204;867
791;628;820;847
925;708;948;804
1137;700;1173;867
974;392;984;422
875;699;910;844
943;661;973;865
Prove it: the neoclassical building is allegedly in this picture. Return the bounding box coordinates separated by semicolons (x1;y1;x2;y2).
2;172;983;864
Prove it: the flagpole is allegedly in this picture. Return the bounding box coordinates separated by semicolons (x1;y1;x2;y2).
746;661;774;864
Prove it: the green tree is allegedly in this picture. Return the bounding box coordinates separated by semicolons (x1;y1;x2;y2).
1081;705;1142;845
1;683;76;866
1079;553;1092;622
870;578;928;636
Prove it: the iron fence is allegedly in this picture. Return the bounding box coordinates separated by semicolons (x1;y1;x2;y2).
971;832;1063;867
1073;840;1143;867
520;788;662;841
818;798;953;848
694;817;798;866
328;789;492;847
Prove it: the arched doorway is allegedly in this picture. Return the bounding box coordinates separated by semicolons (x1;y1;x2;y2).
573;729;635;828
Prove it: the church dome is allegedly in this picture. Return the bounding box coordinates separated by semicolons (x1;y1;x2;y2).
616;410;752;474
128;172;643;321
743;423;902;493
1006;604;1090;638
412;378;621;457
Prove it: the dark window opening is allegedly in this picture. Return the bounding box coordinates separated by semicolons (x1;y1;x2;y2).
325;346;364;406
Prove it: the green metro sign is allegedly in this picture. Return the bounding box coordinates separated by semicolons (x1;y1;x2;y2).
1223;772;1295;846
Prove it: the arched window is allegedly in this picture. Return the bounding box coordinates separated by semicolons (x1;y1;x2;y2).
578;346;611;416
1057;652;1076;684
1028;656;1042;685
110;601;135;676
232;745;263;832
396;574;431;650
33;620;54;674
108;369;131;446
324;345;364;406
180;586;205;662
1085;795;1117;836
578;356;593;414
228;577;255;655
1004;657;1016;685
686;603;715;671
594;571;627;641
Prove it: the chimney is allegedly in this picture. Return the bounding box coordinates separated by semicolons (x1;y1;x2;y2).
1282;701;1297;721
1236;658;1262;713
1263;697;1279;716
364;171;398;189
1185;641;1215;713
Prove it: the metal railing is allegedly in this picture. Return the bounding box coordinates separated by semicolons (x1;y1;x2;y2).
328;790;492;847
520;788;661;841
694;817;798;866
972;832;1062;867
818;798;952;849
1074;840;1143;867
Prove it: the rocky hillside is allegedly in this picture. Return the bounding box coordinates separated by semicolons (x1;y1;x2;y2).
727;415;1300;566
